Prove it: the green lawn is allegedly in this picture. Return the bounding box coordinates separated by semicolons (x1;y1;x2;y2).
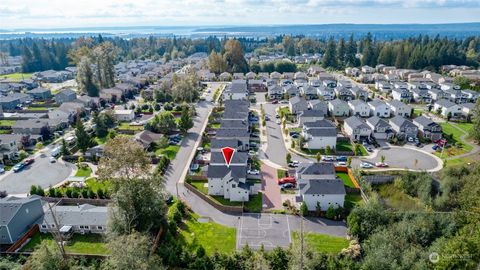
0;120;16;126
22;233;109;255
0;129;12;134
85;178;111;193
155;145;180;160
180;214;236;255
278;107;290;116
336;172;355;188
75;166;92;177
292;232;349;254
212;193;263;212
439;122;473;155
94;136;108;145
356;144;369;156
118;122;143;131
344;194;363;210
376;183;425;211
189;180;209;194
26;106;51;111
0;72;33;81
210;122;221;129
277;169;287;179
336;141;353;152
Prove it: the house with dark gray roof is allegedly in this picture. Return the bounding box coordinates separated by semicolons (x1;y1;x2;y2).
300;85;318;100
343;116;372;141
302;119;337;150
413;116;442;141
289;96;308;114
54;89;77;104
433;99;463;118
349;87;369;101
210;151;248;166
334;86;354;101
298;109;327;125
0;196;43;244
222;80;248;101
296;162;336;182
219;119;249;131
368;99;390;118
210;138;245;152
207;165;250;202
268;85;283;100
328;99;349;117
348;99;370;117
386;100;412;117
27;87;52;101
307;100;328;114
389;115;418;141
366;116;394;140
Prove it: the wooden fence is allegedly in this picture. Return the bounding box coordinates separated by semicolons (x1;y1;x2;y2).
6;224;39;252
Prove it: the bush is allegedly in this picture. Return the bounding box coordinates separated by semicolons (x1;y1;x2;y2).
36;186;45;196
30;185;37;195
54;189;63;198
176;200;186;216
154;103;161;111
71;190;79;198
66;189;73;198
326;206;335;219
97;188;104;199
300;202;308;216
87;189;96;199
164;102;173;111
48;187;55;197
81;189;89;198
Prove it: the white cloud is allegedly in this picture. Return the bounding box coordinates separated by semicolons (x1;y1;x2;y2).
0;0;479;29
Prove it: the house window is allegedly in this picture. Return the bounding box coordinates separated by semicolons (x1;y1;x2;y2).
51;224;55;228
232;184;236;188
41;225;47;229
1;235;5;239
85;226;89;229
98;226;103;230
80;225;84;229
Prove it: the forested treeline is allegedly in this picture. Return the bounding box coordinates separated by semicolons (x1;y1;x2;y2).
1;34;480;74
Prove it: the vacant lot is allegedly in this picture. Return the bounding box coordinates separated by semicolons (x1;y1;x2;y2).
292;231;349;253
376;183;425;211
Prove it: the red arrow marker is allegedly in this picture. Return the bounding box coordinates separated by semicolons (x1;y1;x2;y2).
221;147;235;167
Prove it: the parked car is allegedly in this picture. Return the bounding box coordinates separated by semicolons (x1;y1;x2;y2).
13;163;25;172
288;160;299;167
23;158;35;166
375;162;389;167
322;156;334;161
49;157;57;163
265;116;270;121
432;145;439;151
336;162;347;166
366;146;373;152
275;113;280;118
277;176;296;185
280;183;296;189
247;169;260;175
280;100;288;104
0;167;5;174
271;100;278;104
360;162;374;169
248;150;257;156
291;133;299;139
336;156;347;162
276;119;281;124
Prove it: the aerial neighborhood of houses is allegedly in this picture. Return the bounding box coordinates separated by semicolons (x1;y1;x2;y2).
0;48;479;257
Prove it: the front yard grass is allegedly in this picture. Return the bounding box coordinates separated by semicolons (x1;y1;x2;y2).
155;145;180;160
22;233;109;255
438;122;473;157
189;180;209;194
336;141;353;152
0;72;33;81
356;144;369;156
118;122;143;131
0;120;16;126
291;232;349;254
336;172;355;188
213;193;263;212
180;213;236;255
75;166;92;177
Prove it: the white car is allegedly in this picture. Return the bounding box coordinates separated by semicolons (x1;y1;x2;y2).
49;157;57;163
336;162;347;166
288;160;300;167
247;169;260;175
248;150;257;156
276;119;281;124
360;162;374;169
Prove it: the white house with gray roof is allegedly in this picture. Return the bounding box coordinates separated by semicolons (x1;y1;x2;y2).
389;116;418;141
328;99;349;117
366;116;394;140
301;119;337;150
433;99;463;118
348;100;370;117
413;116;442;141
368;99;391;118
386;100;412;117
343;116;372;141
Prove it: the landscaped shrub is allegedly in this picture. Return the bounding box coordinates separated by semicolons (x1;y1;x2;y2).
54;189;63;198
97;188;104;199
326;206;335;219
30;185;37;195
87;189;96;199
81;189;88;198
71;190;79;198
48;187;55;197
65;189;73;198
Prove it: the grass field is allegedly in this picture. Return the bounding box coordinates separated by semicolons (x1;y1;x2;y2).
277;169;287;179
155;145;180;160
212;193;263;212
0;120;16;126
180;214;236;255
336;172;355;188
22;233;109;255
439;122;473;156
118;122;143;131
189;180;209;194
336;141;353;152
94;136;108;145
75;166;92;177
292;232;349;253
376;183;425;211
0;72;33;81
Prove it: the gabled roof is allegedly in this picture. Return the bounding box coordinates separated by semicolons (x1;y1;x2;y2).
389;115;417;129
348;99;367;107
40;204;107;227
207;165;247;179
366;116;390;128
306;128;337;137
0;195;42;226
413;116;438;128
344;116;369;130
210;151;248;164
289;96;307;105
215;128;249;138
300;179;346;195
299;110;326;118
303;119;336;129
436;99;457;108
368;99;387;108
210;138;243;150
219;119;248;130
328;99;347;107
297;162;336;176
387;100;411;109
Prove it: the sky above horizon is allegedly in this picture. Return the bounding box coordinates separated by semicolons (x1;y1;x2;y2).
1;0;480;29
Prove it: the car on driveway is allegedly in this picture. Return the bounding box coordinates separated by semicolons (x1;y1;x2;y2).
49;157;57;163
366;146;374;152
336;156;347;162
336;162;347;166
288;160;299;167
271;100;278;104
277;176;296;185
375;162;389;168
280;100;288;104
291;133;299;139
276;119;281;124
322;156;335;161
360;162;374;169
13;163;25;172
247;169;260;175
280;183;296;189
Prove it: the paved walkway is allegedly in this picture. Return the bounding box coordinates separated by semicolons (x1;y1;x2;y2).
261;163;283;210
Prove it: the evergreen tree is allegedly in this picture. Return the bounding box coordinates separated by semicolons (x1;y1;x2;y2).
337;37;346;67
345;34;358;67
76;56;99;97
322;37;337;68
75;119;92;154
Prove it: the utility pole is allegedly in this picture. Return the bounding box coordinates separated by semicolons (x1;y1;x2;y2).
47;202;66;259
300;216;304;270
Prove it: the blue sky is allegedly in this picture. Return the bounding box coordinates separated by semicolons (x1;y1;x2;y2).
1;0;480;29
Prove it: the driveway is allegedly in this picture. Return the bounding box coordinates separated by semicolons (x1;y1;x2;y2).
261;163;283;210
351;146;441;171
0;156;74;195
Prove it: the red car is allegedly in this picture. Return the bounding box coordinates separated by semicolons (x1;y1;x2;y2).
23;158;35;166
271;99;278;104
277;177;296;185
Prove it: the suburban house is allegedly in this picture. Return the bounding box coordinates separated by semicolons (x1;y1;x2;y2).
298;110;326;125
100;88;123;102
0;196;44;244
391;88;413;102
389;116;418;141
283;85;299;98
300;85;318;100
215;129;250;149
12;119;50;135
295;162;345;211
207;165;250;202
368;99;391;118
0;134;20;162
219;119;249;131
433;99;463;118
366;116;394;140
39;204;108;235
444;89;468;104
134;130;164;149
210;138;246;152
48;102;85;124
461;103;476;117
349;87;369;101
0;95;21;110
428;88;448;101
343;116;372;141
233;73;245;80
317;86;336;101
462;90;479;103
289;96;309;114
301;119;337;150
113;109;135;122
218;72;232;81
410;87;432;103
386;100;412;117
413;116;443;141
328;99;349;117
54;89;77;104
247;80;265;92
334;87;354;101
27;87;52;101
267;85;283;100
375;81;393;93
222;80;248;100
348;100;370;117
308;100;328;115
